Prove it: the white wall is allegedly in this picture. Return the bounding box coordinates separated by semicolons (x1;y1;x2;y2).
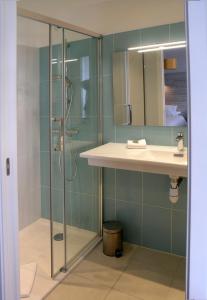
18;0;184;35
17;45;41;230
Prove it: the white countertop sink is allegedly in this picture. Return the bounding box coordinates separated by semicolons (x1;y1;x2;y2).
80;143;187;177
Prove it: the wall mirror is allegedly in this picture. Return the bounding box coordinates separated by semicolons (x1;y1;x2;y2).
113;31;187;127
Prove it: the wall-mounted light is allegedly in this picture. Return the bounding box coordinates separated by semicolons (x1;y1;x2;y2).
65;59;78;63
137;44;186;53
128;41;186;53
51;58;78;64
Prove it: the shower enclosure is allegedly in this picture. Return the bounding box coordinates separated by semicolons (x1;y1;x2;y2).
17;10;102;281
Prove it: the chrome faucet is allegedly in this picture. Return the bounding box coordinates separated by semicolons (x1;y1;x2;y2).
176;132;184;152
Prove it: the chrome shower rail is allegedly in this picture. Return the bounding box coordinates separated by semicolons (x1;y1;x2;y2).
17;8;101;38
62;28;67;273
49;24;54;278
97;37;103;237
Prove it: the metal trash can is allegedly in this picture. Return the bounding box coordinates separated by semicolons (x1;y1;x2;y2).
103;221;123;257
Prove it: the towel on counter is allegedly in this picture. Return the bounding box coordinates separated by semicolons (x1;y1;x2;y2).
127;139;147;149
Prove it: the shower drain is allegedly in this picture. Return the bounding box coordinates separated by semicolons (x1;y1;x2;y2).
53;233;64;241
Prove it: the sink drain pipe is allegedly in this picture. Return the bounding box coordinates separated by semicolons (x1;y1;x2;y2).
169;176;183;204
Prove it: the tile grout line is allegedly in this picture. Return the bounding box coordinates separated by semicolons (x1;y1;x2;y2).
70;256;130;300
115;168;117;219
102;287;113;300
114;286;145;300
103;252;136;300
141;172;144;246
170;207;173;254
169;255;183;289
111;12;117;173
113;33;116;144
92;247;139;300
46;243;185;299
41;184;186;211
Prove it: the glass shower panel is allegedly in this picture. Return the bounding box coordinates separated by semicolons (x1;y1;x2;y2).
18;15;52;278
50;26;65;275
64;29;100;265
18;13;101;282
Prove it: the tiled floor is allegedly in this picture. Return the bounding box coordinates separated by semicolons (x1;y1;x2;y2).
19;218;97;300
45;243;185;300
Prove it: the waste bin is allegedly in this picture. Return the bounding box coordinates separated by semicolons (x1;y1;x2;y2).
103;221;123;257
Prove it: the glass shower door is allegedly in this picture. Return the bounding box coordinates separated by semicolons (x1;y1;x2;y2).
49;25;101;277
18;10;101;281
64;29;100;265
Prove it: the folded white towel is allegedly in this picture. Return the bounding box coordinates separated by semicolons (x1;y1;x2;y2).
127;139;147;149
20;262;37;298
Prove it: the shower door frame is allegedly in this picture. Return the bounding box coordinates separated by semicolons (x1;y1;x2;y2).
17;8;103;278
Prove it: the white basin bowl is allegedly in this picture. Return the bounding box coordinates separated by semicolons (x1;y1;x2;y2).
134;149;187;165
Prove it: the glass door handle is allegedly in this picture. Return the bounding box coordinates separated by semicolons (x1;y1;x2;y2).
128;104;132;125
123;104;132;125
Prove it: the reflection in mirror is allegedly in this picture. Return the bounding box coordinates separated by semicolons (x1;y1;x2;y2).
113;51;144;126
113;37;187;127
164;48;187;126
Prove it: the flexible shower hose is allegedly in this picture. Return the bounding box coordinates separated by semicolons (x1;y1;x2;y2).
57;79;78;182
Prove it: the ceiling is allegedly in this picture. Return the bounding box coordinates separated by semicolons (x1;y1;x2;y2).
18;0;185;35
17;16;87;47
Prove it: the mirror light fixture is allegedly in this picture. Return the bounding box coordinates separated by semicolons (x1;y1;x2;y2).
128;41;186;53
51;58;78;64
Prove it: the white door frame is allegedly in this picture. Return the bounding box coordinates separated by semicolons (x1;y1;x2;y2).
0;1;19;300
186;0;207;299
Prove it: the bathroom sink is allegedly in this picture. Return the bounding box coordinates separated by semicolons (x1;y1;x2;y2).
133;148;187;164
80;143;188;177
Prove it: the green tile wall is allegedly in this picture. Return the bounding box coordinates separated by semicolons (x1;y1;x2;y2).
103;22;187;256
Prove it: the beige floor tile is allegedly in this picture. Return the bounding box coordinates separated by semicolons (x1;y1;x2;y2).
114;271;171;300
105;289;142;300
72;258;123;288
88;242;137;269
129;247;181;278
72;242;136;287
166;287;185;300
45;244;186;300
171;258;186;291
44;274;110;300
122;248;181;291
114;248;184;300
129;246;156;263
